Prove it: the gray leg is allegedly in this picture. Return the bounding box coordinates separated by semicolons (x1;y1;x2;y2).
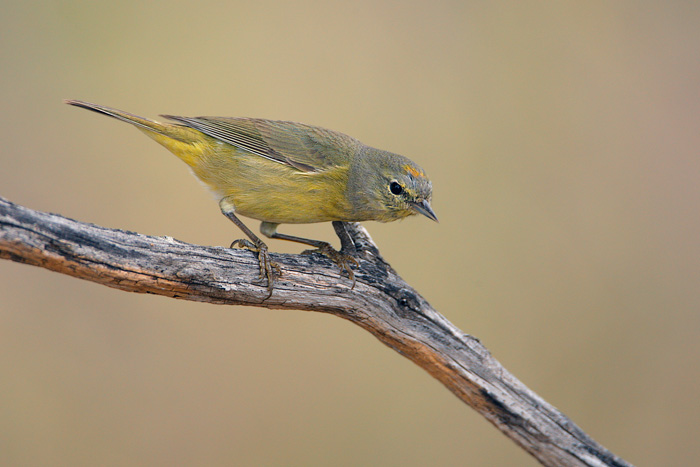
332;221;356;254
260;221;358;288
219;198;279;296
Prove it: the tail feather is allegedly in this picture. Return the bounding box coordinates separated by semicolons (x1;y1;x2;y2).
64;99;191;142
65;99;211;169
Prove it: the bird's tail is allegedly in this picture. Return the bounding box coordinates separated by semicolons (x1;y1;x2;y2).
64;100;206;167
64;100;179;136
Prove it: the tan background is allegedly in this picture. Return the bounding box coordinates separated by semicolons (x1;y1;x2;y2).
1;2;698;466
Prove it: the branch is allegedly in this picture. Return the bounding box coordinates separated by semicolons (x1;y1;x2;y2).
0;196;631;467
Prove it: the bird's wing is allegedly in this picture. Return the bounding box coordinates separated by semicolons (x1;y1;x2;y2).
161;115;360;172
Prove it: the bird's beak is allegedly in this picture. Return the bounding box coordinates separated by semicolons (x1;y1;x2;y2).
411;199;438;222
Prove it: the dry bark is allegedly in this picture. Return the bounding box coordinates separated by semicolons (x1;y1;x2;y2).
0;196;631;467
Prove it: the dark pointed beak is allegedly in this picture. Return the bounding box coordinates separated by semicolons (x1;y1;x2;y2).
411;199;438;222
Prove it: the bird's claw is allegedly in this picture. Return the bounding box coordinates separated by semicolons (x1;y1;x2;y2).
302;243;359;289
230;239;280;297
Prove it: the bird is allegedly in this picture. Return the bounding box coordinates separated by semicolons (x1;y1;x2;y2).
65;100;437;295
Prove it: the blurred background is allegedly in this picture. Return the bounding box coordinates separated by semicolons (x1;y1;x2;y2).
1;1;698;465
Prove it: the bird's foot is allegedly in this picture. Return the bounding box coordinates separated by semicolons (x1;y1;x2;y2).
302;242;359;289
230;239;281;297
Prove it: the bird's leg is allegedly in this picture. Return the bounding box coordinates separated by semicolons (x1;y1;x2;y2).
260;221;358;288
332;221;357;255
219;198;280;296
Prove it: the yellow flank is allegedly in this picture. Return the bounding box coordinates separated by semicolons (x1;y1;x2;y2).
140;129;353;224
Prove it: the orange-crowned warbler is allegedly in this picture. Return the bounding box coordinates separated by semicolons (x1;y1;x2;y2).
65;100;437;294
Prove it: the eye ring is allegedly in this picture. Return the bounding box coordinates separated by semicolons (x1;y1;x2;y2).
389;181;403;195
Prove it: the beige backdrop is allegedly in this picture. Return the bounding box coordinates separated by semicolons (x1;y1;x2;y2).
1;2;698;466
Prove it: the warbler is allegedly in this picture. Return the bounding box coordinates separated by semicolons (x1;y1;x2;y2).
65;100;437;293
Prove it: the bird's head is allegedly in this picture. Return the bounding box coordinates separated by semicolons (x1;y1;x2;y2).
353;149;437;223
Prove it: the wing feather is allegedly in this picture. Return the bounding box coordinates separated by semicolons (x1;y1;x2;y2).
161;115;361;173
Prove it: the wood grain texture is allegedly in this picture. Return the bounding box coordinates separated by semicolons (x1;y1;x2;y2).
0;196;631;467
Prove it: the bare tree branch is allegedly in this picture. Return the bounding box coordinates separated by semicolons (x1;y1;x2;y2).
0;196;631;467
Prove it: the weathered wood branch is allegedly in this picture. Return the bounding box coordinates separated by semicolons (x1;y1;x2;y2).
0;196;631;467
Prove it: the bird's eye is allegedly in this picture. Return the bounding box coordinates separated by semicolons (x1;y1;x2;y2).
389;181;403;195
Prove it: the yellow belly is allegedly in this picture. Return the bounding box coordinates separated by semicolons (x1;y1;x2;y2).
147;130;355;224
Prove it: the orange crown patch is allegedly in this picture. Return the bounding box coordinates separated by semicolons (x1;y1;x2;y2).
404;165;424;178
